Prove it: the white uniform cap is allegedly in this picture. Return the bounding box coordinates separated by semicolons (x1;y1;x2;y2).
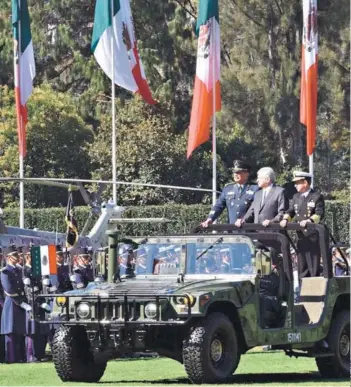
292;171;313;182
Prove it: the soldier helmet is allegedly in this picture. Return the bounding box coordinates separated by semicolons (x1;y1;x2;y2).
232;160;251;173
291;171;313;182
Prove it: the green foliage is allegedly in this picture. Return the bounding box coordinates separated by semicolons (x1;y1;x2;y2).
89;98;228;205
3;201;349;242
0;85;93;207
0;0;349;209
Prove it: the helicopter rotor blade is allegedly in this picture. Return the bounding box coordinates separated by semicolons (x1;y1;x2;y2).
0;178;80;190
0;177;218;193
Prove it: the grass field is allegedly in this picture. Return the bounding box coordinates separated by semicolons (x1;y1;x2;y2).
0;351;349;386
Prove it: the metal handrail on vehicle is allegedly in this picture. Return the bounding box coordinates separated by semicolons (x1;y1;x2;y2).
191;223;334;278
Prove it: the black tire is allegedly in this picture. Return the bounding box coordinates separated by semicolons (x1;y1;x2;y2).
316;310;350;378
182;312;240;384
52;325;107;382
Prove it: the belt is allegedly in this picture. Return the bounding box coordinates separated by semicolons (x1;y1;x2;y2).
4;291;24;297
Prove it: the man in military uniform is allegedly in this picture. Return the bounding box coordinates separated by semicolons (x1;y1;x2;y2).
201;160;259;226
0;247;31;363
72;247;94;289
280;171;325;278
0;249;5;362
55;246;72;293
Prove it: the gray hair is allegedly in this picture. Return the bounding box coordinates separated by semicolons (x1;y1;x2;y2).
257;167;276;183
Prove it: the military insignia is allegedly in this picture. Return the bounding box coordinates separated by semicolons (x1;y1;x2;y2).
122;23;132;51
227;191;234;195
307;202;315;208
198;21;211;59
303;4;317;53
246;190;254;195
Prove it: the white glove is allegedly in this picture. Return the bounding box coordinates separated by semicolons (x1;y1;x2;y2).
0;208;3;216
20;302;32;312
49;286;57;293
40;302;52;313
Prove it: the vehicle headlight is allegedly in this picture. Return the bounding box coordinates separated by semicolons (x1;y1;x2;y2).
56;296;67;307
144;302;157;319
76;302;91;319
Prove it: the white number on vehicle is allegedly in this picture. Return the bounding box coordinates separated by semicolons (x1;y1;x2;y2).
287;332;301;343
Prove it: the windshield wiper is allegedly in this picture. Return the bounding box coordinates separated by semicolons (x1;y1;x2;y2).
196;237;223;260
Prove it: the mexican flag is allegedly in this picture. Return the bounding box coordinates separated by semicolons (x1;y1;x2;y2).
91;0;155;104
12;0;36;157
187;0;221;159
300;0;318;156
31;245;57;277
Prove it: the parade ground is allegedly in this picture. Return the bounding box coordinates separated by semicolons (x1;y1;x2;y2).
0;351;349;386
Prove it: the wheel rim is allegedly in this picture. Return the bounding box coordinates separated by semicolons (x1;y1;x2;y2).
210;338;223;363
339;324;350;358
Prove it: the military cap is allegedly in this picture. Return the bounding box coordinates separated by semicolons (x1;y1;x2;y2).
232;160;251;173
5;245;18;256
56;245;64;255
78;246;93;257
292;171;313;182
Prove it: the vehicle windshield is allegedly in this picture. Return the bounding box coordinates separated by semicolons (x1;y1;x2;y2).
119;235;256;276
186;236;255;275
118;242;182;275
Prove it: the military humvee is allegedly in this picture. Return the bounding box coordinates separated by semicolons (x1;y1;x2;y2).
36;223;350;384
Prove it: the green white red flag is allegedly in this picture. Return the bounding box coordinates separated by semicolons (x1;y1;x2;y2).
300;0;318;156
187;0;221;159
31;245;57;277
12;0;36;157
91;0;155;104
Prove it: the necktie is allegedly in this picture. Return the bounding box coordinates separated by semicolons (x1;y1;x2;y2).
238;185;242;193
261;190;266;206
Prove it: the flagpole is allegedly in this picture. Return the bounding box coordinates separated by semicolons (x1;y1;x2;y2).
110;0;117;205
309;154;314;188
16;0;24;228
211;19;217;207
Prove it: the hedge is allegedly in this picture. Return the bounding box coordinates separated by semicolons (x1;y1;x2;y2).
2;201;350;243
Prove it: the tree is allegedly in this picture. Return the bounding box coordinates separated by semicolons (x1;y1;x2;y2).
89;98;228;205
0;84;93;207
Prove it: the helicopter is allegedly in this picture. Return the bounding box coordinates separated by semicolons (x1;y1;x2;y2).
0;177;215;252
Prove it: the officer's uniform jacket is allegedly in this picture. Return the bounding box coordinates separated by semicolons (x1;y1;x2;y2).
57;264;72;293
283;189;325;236
74;265;94;289
0;264;27;335
208;183;259;223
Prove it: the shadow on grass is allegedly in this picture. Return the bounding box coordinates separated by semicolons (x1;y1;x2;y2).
99;372;349;385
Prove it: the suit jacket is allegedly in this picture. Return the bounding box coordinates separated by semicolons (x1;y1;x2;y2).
244;186;288;224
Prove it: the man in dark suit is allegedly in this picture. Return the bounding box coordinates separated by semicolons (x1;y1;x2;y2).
280;171;325;278
235;167;288;226
201;160;259;226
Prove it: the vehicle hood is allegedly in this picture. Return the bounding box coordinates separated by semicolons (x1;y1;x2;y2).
63;274;255;298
